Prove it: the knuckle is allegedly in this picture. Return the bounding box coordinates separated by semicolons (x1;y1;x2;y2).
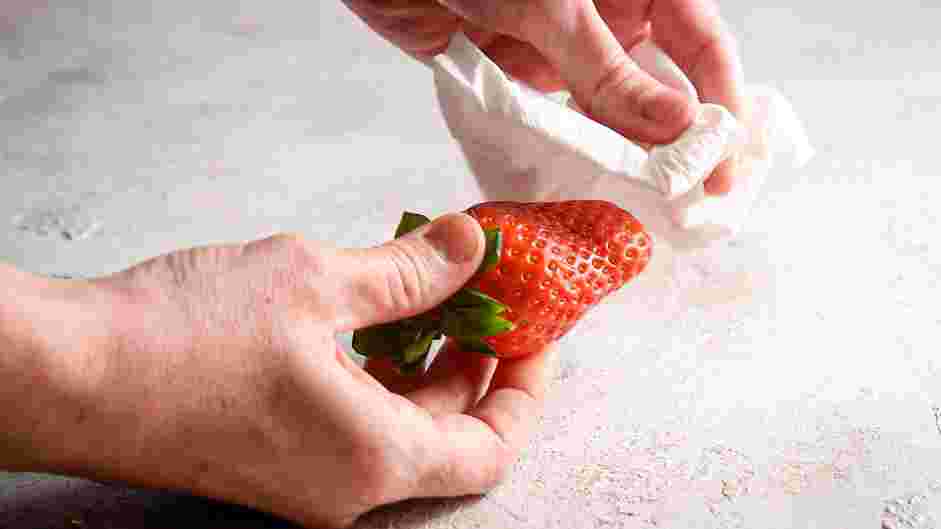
590;53;646;115
513;1;546;39
688;32;738;77
469;0;539;39
269;231;303;245
422;428;518;496
251;232;329;306
267;233;326;272
474;441;517;493
253;232;311;263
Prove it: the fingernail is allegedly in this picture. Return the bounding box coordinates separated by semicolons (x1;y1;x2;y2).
704;158;737;196
423;213;482;264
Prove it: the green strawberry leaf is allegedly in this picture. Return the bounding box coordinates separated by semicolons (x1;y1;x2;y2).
444;288;507;313
394;212;432;238
402;328;438;365
351;324;395;358
479;228;502;274
443;308;514;339
352;321;422;360
355;212;513;372
454;337;500;357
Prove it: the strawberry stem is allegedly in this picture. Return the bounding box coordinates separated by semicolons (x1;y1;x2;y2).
351;211;512;371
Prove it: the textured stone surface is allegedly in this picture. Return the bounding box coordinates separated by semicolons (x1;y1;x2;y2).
2;1;940;528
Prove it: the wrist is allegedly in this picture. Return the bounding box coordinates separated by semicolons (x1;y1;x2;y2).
0;265;121;475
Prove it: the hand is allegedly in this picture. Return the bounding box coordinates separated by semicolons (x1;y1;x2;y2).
10;214;554;528
343;0;746;194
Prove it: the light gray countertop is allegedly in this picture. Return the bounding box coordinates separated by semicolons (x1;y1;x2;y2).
2;1;940;528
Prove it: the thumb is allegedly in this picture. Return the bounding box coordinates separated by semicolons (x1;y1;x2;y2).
329;213;485;332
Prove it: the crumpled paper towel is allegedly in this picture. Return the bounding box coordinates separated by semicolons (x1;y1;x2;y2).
432;32;813;250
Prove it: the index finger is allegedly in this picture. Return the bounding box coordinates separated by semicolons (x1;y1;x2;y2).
416;346;557;498
648;0;747;194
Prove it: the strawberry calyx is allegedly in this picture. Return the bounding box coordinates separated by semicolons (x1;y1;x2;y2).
351;211;512;373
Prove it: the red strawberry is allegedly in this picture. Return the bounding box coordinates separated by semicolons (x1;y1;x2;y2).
352;200;652;370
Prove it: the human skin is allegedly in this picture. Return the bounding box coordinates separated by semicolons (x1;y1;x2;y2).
0;213;555;528
342;0;748;194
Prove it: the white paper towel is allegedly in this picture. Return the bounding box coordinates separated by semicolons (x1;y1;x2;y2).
432;33;813;250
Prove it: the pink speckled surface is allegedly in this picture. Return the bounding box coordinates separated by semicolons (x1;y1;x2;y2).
2;0;940;528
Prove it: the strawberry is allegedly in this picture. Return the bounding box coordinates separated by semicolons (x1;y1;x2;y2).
352;200;652;370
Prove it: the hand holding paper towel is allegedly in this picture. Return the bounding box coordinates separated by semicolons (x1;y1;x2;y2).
432;33;813;251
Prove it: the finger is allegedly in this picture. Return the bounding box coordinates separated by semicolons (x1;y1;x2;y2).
365;339;496;409
347;0;446;18
470;344;556;446
405;341;498;416
628;38;698;101
416;346;556;497
479;35;567;93
462;23;498;49
328;212;484;332
648;0;747;194
344;0;461;58
520;2;695;144
378;12;462;58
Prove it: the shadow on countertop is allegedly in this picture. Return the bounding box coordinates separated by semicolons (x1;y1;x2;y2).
0;474;296;529
0;473;481;529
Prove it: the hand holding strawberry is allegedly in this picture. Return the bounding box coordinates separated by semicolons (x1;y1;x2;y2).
354;200;652;368
2;212;555;528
